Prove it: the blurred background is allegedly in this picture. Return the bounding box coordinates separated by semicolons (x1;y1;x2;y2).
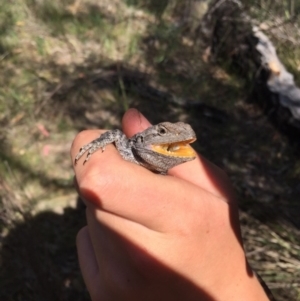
0;0;300;300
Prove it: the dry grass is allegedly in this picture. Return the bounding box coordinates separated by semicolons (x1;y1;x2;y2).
0;0;299;300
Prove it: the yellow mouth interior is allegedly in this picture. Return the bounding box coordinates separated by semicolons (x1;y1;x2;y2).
151;138;196;158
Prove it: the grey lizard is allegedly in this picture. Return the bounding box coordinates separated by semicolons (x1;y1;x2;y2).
74;122;196;174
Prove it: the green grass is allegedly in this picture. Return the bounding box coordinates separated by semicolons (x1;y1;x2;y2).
28;1;106;37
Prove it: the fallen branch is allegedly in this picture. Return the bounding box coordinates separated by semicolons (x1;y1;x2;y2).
201;0;300;134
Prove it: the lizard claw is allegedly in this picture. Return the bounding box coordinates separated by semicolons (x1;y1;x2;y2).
74;142;94;165
75;141;106;165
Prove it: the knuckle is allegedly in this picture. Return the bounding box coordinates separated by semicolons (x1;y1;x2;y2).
79;163;122;205
72;130;93;149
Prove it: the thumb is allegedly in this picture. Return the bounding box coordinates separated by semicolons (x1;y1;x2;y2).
121;109;234;201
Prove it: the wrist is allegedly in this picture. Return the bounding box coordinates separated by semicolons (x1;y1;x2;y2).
210;259;270;301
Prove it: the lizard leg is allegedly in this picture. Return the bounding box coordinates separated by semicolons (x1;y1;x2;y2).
114;138;139;165
75;129;137;165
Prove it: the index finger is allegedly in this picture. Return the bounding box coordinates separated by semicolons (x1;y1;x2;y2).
71;129;218;231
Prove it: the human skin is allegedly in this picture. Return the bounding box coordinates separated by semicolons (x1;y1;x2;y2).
71;109;270;301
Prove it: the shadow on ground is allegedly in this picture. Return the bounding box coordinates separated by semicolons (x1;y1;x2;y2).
0;204;88;301
0;1;299;300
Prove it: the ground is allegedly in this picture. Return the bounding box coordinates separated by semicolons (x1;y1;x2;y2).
0;0;300;300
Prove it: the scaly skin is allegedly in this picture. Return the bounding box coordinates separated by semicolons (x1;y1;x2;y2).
74;122;197;174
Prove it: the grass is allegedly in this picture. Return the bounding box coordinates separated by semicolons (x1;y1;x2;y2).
0;0;300;300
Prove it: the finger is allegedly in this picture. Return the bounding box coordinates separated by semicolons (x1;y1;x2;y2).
122;108;151;137
71;129;193;229
122;109;234;200
169;155;236;201
76;226;101;297
70;113;233;229
79;210;137;300
71;129;215;229
70;129;130;182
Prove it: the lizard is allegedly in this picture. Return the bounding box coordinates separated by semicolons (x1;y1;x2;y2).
74;122;197;174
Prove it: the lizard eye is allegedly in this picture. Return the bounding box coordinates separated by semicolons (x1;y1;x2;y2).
159;127;167;135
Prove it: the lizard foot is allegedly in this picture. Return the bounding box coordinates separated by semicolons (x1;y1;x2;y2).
75;141;105;165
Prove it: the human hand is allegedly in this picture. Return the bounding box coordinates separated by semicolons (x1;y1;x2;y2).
71;109;269;301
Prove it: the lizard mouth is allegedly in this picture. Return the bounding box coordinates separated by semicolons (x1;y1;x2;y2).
151;138;196;158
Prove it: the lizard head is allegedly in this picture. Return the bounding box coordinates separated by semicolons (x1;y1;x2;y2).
138;122;197;159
